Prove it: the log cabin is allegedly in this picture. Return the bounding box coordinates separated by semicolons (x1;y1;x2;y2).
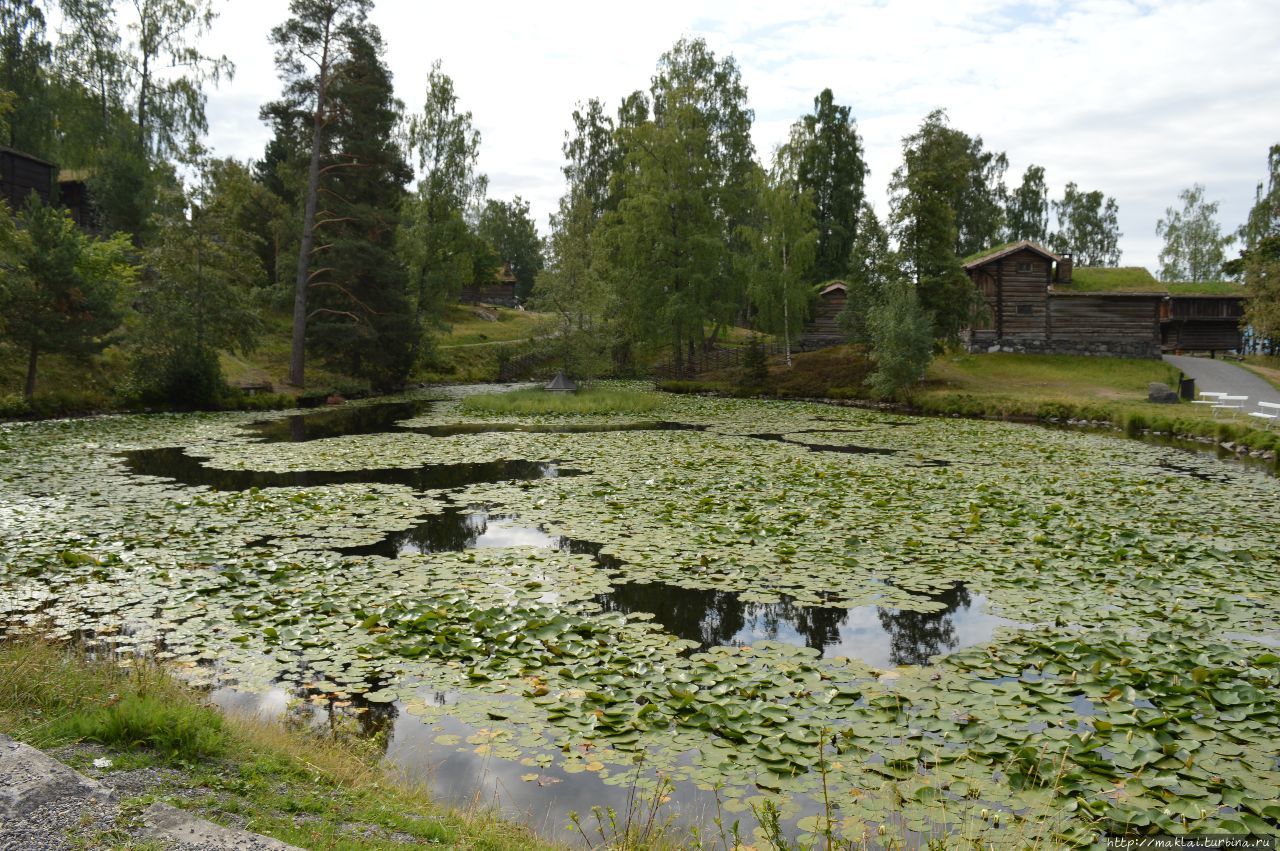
799;281;848;349
961;241;1246;358
459;262;518;307
0;145;55;211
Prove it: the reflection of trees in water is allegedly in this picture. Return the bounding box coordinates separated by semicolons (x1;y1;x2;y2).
348;509;487;558
876;584;972;666
596;584;850;653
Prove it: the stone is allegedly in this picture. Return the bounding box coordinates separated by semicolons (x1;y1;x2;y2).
141;802;302;850
1147;382;1179;403
0;734;115;820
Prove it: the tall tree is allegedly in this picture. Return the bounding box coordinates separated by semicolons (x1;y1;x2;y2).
0;196;135;397
1155;184;1233;282
478;197;543;302
1049;183;1122;266
127;0;233;160
840;202;899;343
1235;145;1280;348
54;0;125;149
308;27;415;390
133;160;265;405
0;0;54;155
780;88;867;281
563;98;618;221
865;279;934;400
1005;164;1049;244
889;110;1000;340
602;37;755;372
742;165;817;366
268;0;372;387
399;59;488;353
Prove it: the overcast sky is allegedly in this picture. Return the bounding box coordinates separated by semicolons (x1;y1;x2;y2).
190;0;1280;272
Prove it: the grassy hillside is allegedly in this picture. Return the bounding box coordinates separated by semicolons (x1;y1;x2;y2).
1;302;553;418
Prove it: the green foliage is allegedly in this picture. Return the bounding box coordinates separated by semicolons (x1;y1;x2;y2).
779;88;867;282
1049;182;1122;266
742;165;817;362
0;0;54;155
56;693;226;761
740;335;769;387
0;195;135;397
865;280;934;399
306;28;415;391
1233;144;1280;345
889;109;1001;341
131;344;226;408
1156;184;1234;282
478;196;544;302
840;204;900;344
459;386;664;415
600;37;756;373
1005;164;1049;243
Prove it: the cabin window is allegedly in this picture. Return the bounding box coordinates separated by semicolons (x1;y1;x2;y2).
1016;304;1033;315
1016;261;1036;273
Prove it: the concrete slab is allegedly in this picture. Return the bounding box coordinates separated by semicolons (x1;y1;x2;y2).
141;802;302;849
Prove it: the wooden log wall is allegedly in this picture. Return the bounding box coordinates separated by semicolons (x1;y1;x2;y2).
458;282;517;307
0;150;54;210
973;250;1053;340
1048;295;1161;344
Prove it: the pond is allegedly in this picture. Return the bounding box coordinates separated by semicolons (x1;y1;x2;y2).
1;386;1278;846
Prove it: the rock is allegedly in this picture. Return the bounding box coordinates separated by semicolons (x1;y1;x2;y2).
1147;382;1178;403
141;802;302;849
0;734;115;820
324;394;345;406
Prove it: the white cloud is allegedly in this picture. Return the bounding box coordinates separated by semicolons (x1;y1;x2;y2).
197;0;1280;271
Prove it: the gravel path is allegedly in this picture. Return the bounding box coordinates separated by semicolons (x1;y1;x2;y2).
1164;354;1280;406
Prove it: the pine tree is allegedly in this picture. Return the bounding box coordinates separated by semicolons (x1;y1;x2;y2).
307;27;415;390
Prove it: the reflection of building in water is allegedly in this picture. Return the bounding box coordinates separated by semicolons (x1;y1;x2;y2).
876;583;971;666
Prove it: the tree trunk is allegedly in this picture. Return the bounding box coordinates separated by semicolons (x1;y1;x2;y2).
24;342;38;399
289;29;333;388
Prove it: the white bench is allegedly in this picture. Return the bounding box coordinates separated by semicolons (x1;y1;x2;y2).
1248;401;1280;430
1191;391;1227;407
1212;395;1248;418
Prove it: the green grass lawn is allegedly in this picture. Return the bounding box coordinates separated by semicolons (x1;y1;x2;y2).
922;352;1181;405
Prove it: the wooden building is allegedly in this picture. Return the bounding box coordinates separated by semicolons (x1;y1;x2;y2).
1160;295;1245;354
799;281;848;349
0;146;55;211
459;262;518;307
963;241;1164;358
57;169;96;230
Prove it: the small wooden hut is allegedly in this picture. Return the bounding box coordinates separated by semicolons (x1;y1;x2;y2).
799;281;848;350
0;146;55;210
459;262;518;307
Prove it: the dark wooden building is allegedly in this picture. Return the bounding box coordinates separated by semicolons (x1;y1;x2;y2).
57;168;97;230
799;281;848;349
964;241;1163;358
1160;295;1246;354
0;146;55;211
459;262;518;307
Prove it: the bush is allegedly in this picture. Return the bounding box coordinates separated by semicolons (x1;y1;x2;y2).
866;281;934;400
131;346;227;410
740;337;769;388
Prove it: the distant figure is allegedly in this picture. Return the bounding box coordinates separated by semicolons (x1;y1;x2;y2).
545;371;577;392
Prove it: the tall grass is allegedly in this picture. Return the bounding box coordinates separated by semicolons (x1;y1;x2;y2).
460;387;666;416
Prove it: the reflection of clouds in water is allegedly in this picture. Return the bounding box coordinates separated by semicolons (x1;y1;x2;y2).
210;686;290;719
384;704;719;841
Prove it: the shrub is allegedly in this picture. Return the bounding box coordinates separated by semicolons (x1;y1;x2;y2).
740;337;769;388
866;282;934;400
131;346;227;410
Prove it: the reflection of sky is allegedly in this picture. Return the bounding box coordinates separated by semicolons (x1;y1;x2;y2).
726;595;1015;668
473;516;558;549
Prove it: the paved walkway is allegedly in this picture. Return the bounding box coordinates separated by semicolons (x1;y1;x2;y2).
1164;354;1280;406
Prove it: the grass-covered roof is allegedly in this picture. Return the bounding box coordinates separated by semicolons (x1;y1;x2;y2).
1058;266;1243;296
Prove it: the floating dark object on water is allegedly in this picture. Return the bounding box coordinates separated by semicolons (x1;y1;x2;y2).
545;371;577;392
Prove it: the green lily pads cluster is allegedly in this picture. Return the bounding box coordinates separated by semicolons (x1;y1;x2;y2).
1;388;1277;846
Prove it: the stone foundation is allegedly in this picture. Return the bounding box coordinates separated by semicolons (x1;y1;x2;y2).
965;335;1160;359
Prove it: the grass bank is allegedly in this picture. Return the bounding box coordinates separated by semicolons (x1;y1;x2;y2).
0;640;557;850
460;385;666;416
